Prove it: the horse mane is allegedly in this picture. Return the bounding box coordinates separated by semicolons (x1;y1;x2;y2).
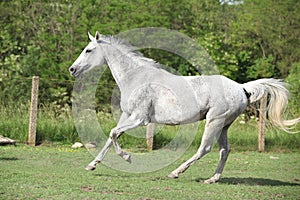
101;35;162;69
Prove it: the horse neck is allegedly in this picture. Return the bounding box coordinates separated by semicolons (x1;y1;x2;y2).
103;44;153;90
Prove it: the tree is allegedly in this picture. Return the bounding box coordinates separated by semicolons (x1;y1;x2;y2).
0;0;299;114
229;0;300;80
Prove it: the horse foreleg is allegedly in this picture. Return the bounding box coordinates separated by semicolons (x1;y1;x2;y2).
86;138;112;171
85;128;131;171
168;118;224;179
110;128;131;163
110;113;144;163
86;112;146;170
204;125;230;184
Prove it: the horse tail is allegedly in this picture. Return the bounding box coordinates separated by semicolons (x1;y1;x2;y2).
242;78;300;133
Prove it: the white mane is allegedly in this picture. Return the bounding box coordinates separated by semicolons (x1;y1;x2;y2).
101;36;162;69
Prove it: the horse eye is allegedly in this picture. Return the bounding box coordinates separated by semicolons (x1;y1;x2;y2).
86;49;92;53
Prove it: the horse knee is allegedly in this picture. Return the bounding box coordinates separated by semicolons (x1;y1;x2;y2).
109;128;118;139
219;147;230;159
205;145;213;153
196;145;212;160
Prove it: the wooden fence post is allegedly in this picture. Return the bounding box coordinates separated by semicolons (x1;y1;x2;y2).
258;95;267;152
28;76;39;146
146;123;154;150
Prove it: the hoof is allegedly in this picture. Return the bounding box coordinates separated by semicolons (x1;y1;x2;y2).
124;154;132;163
204;179;217;184
204;174;220;184
167;173;178;179
204;179;213;184
85;165;96;171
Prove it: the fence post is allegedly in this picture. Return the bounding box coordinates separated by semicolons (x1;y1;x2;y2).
146;123;154;150
258;95;267;152
28;76;39;146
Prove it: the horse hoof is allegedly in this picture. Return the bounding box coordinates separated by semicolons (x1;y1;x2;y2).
167;173;178;179
124;154;132;163
85;165;96;171
204;178;218;184
204;174;220;184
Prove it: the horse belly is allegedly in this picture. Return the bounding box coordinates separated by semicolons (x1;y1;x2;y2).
151;97;206;125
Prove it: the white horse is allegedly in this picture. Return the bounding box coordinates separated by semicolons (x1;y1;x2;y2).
69;31;299;183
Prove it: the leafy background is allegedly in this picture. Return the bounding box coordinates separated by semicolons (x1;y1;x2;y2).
0;0;299;115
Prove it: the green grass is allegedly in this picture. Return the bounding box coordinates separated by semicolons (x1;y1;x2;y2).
0;145;299;199
0;103;77;144
0;103;299;151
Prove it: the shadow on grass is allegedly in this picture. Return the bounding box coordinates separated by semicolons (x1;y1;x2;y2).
196;177;300;186
93;173;132;178
0;157;18;161
93;173;169;181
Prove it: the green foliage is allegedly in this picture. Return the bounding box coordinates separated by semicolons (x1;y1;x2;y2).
0;0;299;144
0;103;77;144
1;0;300;111
229;0;300;79
286;63;300;116
247;56;279;80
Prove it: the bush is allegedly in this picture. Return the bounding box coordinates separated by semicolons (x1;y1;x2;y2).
286;62;300;116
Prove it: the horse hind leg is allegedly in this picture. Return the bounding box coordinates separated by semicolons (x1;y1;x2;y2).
86;137;113;171
168;118;225;179
204;125;231;184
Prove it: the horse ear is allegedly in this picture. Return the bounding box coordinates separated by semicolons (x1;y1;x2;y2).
95;31;101;41
94;31;108;43
88;32;94;41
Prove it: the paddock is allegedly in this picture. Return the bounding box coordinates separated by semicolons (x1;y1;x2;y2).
1;145;299;199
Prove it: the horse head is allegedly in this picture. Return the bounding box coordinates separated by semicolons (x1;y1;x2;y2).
69;31;106;77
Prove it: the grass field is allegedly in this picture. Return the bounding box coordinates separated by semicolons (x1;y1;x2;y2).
1;144;299;200
1;102;300;152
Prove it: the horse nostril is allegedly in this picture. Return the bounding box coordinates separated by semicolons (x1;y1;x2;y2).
69;67;76;74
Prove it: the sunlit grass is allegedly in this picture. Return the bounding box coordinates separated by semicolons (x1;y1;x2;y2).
0;145;299;199
0;103;77;144
0;103;299;151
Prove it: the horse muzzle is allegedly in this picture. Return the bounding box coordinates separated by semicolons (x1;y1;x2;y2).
69;66;77;77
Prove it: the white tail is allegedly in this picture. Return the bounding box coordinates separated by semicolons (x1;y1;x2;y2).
243;78;300;133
